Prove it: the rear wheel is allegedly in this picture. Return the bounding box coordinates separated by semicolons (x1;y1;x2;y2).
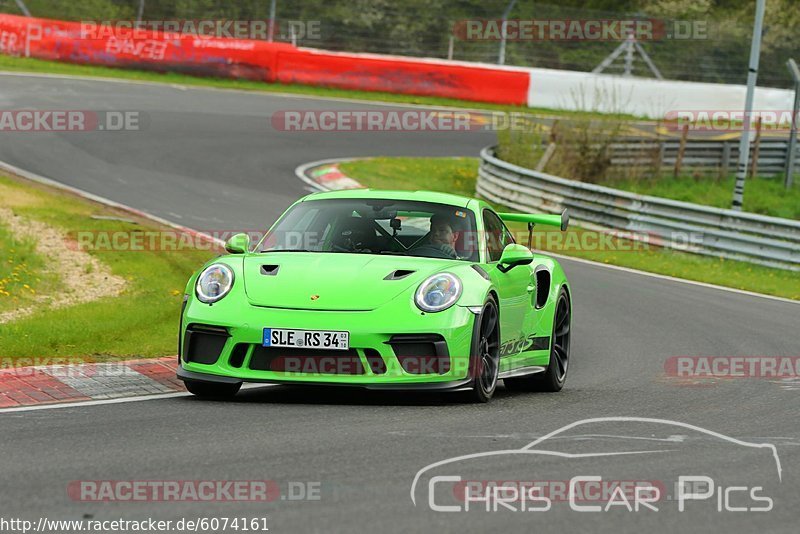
468;297;500;403
184;379;242;398
504;287;571;393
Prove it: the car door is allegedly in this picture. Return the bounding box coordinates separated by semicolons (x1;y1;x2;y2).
482;209;534;365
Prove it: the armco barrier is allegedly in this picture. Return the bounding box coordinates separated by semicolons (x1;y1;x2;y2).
0;14;529;105
477;146;800;271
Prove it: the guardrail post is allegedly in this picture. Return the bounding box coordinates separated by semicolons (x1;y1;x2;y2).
786;58;800;189
673;124;689;178
749;117;762;179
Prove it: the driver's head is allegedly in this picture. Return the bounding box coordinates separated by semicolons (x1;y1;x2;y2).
429;214;458;248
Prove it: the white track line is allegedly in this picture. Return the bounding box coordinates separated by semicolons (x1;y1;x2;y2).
0;391;192;414
295;158;799;307
0;384;274;415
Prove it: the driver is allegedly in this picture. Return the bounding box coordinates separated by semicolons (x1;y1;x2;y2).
412;214;460;259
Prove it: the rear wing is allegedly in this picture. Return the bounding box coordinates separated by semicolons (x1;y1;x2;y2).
499;209;569;231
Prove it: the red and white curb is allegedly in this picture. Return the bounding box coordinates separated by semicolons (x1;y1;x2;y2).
0;357;184;408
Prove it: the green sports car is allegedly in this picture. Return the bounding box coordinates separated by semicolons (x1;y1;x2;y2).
177;189;572;402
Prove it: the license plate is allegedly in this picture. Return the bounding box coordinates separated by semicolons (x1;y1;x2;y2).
263;328;350;351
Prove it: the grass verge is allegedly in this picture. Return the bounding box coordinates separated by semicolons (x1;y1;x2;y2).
0;54;637;120
600;174;800;220
0;221;59;313
338;157;800;301
0;173;215;362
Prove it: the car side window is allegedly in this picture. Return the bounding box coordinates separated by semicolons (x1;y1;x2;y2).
483;210;514;262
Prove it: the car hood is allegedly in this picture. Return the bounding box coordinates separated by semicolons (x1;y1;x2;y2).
243;252;462;311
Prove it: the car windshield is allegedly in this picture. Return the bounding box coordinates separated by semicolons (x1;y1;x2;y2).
258;198;479;261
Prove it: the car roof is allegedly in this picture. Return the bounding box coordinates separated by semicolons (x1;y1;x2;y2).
301;189;474;208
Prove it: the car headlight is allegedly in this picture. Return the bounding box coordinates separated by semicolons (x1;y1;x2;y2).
415;273;462;313
195;263;234;303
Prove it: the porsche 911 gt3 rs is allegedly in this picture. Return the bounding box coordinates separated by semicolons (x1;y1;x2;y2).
177;189;572;402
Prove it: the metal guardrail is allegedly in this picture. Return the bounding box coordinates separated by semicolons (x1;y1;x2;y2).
608;138;799;176
477;146;800;271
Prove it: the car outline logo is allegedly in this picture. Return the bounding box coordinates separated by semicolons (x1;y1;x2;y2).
409;416;783;506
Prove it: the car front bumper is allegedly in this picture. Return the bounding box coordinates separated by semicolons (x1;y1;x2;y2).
178;297;479;388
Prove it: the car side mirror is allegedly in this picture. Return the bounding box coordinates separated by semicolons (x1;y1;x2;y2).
498;244;533;273
225;233;251;254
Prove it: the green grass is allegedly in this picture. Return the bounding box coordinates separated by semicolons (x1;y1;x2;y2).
0;54;638;121
0;222;59;313
0;173;215;362
599;175;800;220
339;157;800;301
339;157;478;197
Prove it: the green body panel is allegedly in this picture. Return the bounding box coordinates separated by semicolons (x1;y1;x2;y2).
242;253;463;311
180;190;570;386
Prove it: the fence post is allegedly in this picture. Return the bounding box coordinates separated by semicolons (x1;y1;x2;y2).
749;117;762;179
654;141;665;176
673;124;689;178
720;141;732;180
14;0;31;17
536;120;559;172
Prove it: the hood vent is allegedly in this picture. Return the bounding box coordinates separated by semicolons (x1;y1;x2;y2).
260;265;280;276
384;269;415;281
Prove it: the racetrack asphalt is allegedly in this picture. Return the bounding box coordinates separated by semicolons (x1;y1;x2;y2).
0;74;798;533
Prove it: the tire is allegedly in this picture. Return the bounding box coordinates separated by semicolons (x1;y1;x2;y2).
504;287;571;393
184;379;242;398
467;297;501;403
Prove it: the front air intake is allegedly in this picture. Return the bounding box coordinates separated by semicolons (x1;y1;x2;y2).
183;324;230;365
387;334;450;375
248;346;364;375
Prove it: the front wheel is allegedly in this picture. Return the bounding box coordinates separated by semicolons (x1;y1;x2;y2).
467;297;500;403
504;287;571;393
184;379;242;398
